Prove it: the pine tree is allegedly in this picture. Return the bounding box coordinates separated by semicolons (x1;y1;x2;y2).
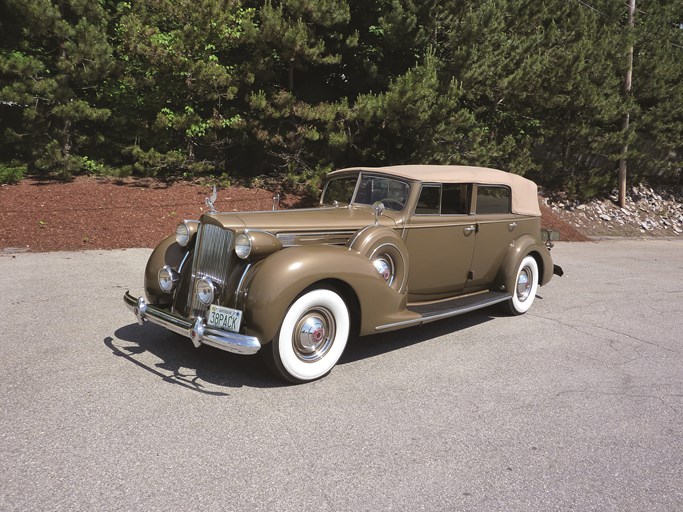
0;0;679;191
111;0;254;176
631;0;683;183
424;0;625;195
240;0;354;176
350;52;480;166
0;0;114;177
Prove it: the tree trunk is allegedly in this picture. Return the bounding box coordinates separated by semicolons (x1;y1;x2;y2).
288;59;294;91
618;0;636;207
62;119;72;158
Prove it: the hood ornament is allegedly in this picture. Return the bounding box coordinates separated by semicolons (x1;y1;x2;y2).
205;185;218;213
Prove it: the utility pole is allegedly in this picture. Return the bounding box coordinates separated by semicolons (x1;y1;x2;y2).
618;0;636;207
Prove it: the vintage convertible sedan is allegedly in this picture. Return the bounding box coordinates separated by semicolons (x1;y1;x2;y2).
124;165;561;383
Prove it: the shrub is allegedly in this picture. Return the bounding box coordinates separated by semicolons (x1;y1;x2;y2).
0;164;26;184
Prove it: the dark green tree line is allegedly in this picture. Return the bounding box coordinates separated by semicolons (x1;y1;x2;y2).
0;0;681;195
0;0;114;177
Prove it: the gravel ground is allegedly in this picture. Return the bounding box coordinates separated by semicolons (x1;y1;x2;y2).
546;185;683;239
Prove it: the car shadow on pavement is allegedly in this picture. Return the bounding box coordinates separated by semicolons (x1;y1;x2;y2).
107;307;503;391
339;309;498;365
105;323;283;393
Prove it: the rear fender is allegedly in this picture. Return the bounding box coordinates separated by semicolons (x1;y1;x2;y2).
494;235;554;293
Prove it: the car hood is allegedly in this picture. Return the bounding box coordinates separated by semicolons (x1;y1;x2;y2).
203;205;399;233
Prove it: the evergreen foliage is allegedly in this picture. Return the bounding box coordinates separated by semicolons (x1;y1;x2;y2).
0;0;680;195
0;0;114;177
109;0;254;176
631;0;683;182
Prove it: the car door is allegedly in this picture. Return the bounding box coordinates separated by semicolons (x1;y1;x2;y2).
405;183;476;301
465;184;517;292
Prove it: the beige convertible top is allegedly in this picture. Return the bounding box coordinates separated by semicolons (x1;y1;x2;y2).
331;165;541;216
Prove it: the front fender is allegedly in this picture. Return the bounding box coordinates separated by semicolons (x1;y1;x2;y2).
495;235;554;293
239;245;409;343
144;234;186;305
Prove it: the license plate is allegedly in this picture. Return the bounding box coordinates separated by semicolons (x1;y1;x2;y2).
207;304;242;333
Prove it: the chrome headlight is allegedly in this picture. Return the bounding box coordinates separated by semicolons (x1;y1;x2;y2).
176;222;191;247
235;233;252;259
196;278;216;305
158;265;180;293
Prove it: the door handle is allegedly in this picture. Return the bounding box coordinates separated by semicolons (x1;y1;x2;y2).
508;222;517;231
464;225;476;235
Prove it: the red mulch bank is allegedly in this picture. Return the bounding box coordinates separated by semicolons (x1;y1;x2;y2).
0;177;586;252
0;177;303;252
540;204;589;242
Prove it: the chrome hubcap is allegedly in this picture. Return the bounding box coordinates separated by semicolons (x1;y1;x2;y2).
516;267;532;301
372;255;395;286
293;308;336;362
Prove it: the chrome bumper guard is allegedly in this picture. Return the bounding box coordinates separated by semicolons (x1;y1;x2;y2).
123;291;261;355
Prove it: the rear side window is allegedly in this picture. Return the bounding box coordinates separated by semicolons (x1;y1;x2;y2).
441;184;470;214
415;183;471;215
476;186;510;214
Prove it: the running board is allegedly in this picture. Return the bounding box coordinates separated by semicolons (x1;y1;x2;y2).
375;291;511;331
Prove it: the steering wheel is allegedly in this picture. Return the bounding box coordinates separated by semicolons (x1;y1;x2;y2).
376;198;404;211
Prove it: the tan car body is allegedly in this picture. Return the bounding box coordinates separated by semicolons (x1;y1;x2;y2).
125;165;559;382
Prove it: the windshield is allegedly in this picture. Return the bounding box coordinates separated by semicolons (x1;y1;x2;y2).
321;174;410;211
321;176;357;206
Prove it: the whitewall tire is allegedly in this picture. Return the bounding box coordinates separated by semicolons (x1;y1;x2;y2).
266;289;350;383
505;255;539;315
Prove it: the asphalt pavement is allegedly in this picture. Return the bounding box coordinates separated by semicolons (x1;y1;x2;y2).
1;239;681;511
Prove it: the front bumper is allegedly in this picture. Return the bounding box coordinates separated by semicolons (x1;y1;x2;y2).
123;291;261;355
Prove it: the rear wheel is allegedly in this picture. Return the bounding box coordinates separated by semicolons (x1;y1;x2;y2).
503;255;539;315
263;289;350;383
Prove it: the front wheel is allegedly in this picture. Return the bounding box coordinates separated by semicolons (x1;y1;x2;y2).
263;289;350;383
503;255;539;315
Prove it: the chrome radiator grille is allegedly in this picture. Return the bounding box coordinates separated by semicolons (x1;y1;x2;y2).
187;223;234;318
